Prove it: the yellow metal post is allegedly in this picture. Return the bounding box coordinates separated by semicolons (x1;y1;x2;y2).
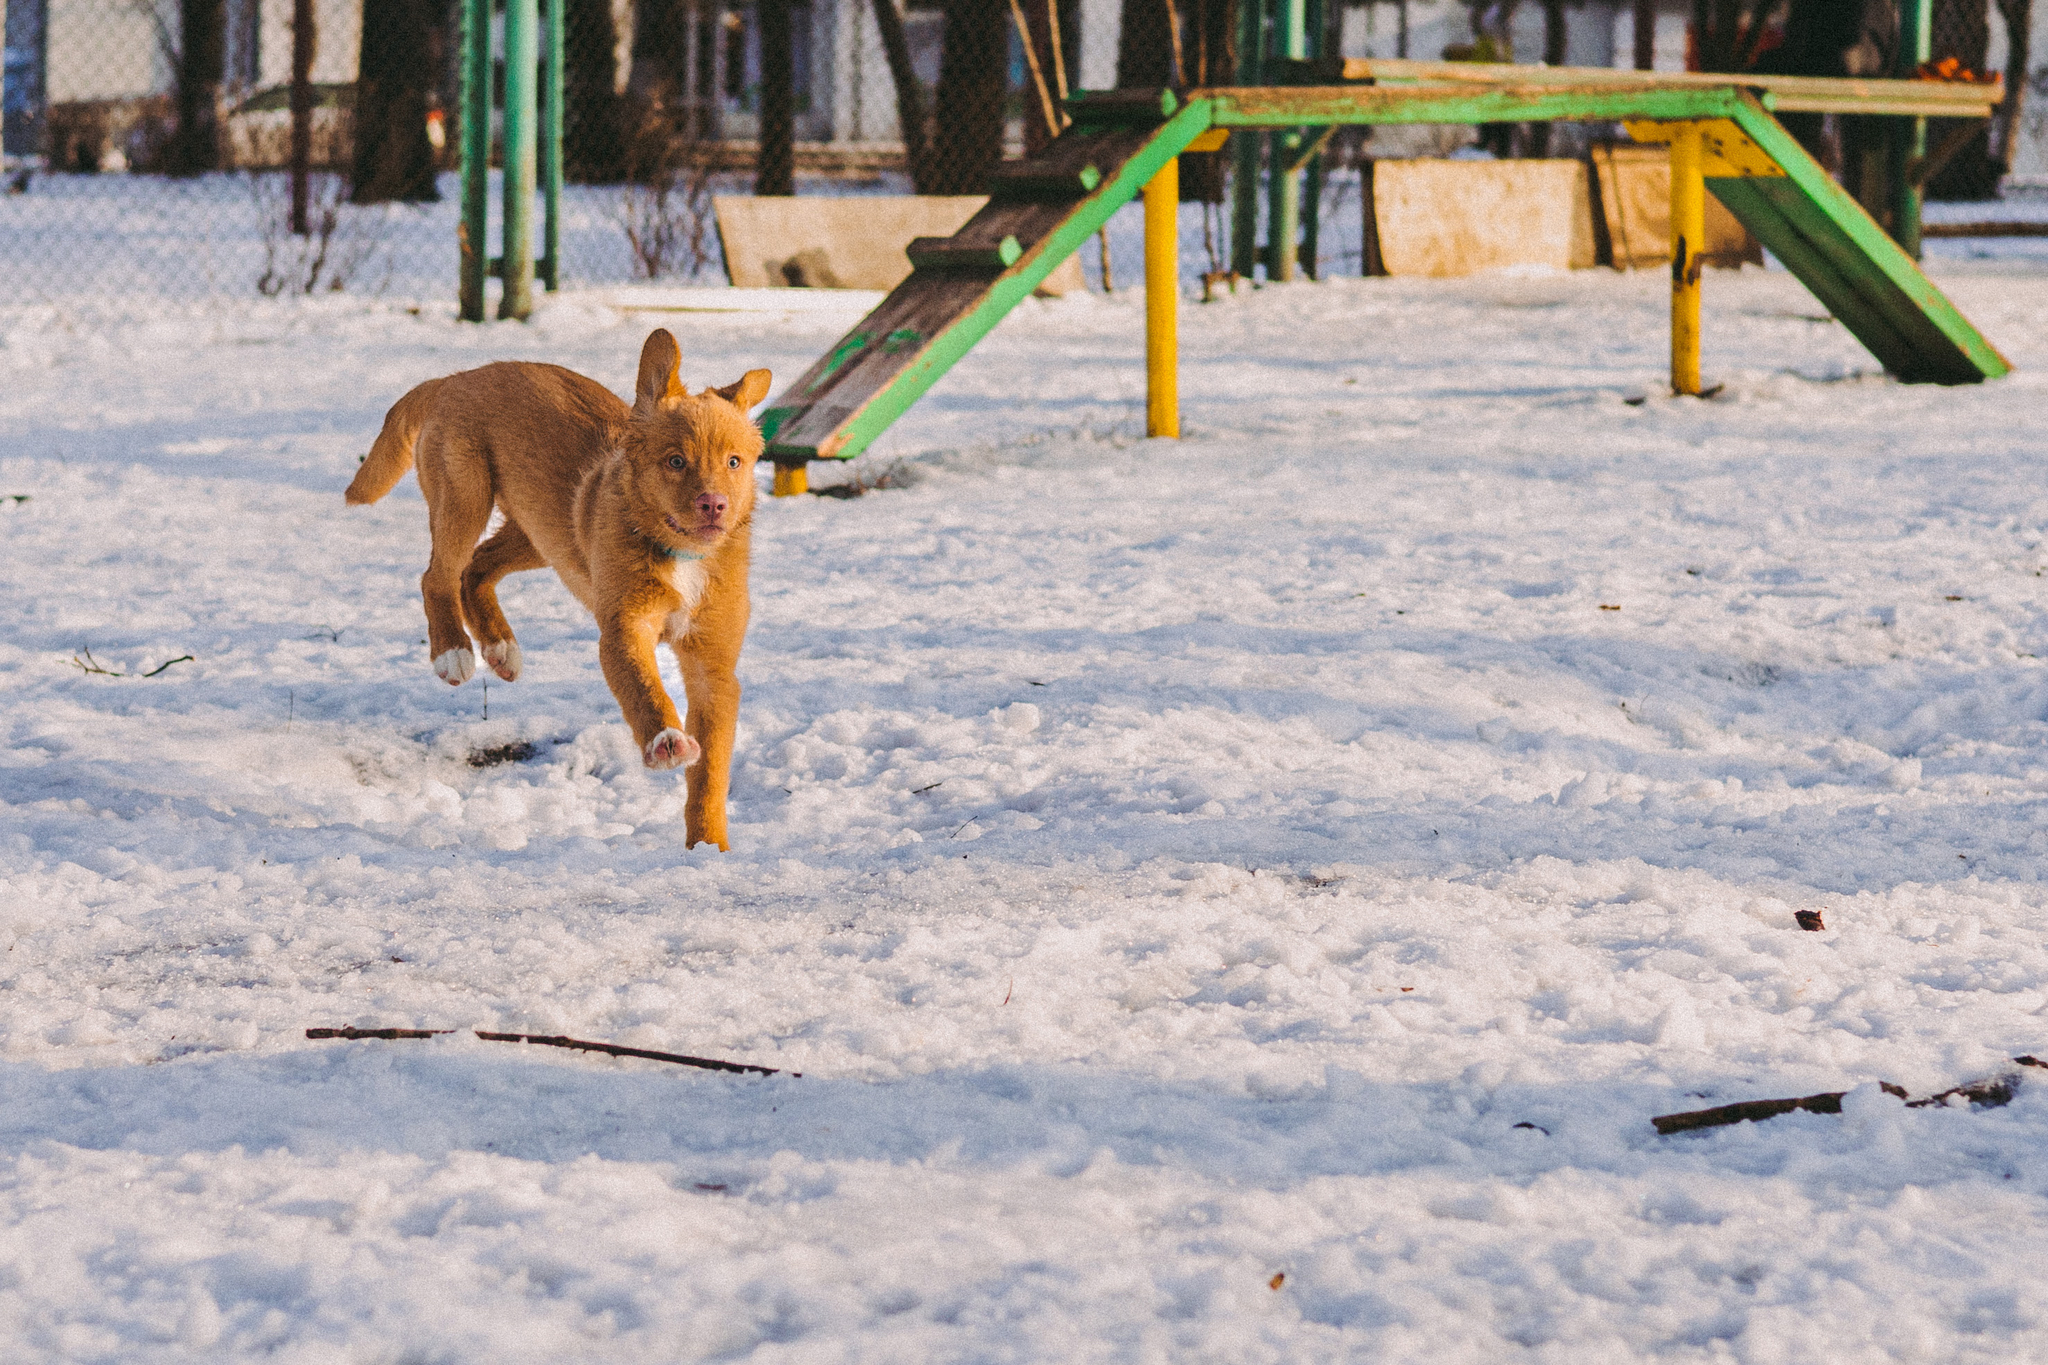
1144;156;1180;439
1669;122;1705;396
772;463;808;497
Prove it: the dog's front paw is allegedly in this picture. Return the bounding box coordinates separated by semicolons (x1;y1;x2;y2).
433;648;476;685
643;728;700;770
482;639;523;682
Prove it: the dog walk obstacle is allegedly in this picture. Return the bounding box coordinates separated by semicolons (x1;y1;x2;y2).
761;64;2007;493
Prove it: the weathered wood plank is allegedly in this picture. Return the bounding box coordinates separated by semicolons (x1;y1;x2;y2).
1335;59;2003;117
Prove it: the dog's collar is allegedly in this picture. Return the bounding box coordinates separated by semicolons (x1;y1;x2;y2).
640;527;706;561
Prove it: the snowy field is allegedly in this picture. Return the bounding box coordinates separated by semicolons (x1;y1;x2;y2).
3;245;2048;1361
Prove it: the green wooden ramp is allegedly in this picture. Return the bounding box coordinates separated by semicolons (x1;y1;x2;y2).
1703;99;2009;385
763;78;2007;466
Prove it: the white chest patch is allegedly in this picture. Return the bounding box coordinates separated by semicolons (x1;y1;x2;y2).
661;557;709;640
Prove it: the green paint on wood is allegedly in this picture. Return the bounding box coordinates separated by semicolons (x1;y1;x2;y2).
1718;94;2007;383
1206;83;1753;127
766;101;1217;462
763;80;2006;464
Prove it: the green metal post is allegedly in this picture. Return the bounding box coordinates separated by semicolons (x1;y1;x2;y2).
1891;0;1931;258
1229;0;1268;278
500;0;539;319
542;0;564;290
1300;0;1327;279
457;0;491;321
1268;0;1306;280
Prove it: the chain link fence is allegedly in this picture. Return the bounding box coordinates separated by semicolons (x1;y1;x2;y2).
2;0;2042;323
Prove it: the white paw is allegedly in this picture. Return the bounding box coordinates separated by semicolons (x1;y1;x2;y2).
643;728;701;770
433;648;475;685
482;639;523;682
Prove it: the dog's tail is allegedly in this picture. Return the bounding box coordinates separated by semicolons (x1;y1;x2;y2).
346;378;444;505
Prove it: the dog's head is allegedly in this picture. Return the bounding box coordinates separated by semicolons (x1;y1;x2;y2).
622;328;772;556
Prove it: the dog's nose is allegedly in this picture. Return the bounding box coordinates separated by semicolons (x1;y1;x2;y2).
695;491;728;520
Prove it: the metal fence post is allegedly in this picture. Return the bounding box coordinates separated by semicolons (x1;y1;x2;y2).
1669;123;1705;395
499;0;539;319
1268;0;1305;281
458;0;491;321
1145;156;1180;438
1299;0;1327;279
542;0;563;290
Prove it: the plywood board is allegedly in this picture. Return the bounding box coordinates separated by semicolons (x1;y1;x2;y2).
1371;159;1596;277
713;195;1088;295
1591;144;1761;269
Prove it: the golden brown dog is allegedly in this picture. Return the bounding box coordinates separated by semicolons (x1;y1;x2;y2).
345;329;771;851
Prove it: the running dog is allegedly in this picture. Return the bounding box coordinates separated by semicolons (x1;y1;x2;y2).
346;329;771;851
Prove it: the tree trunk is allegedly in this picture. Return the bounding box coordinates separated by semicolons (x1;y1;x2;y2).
563;0;626;182
170;0;227;174
353;0;441;202
928;0;1005;195
1528;0;1567;156
871;0;935;191
1117;0;1176;88
291;0;314;233
757;0;795;194
628;0;690;104
1990;0;2030;168
1182;0;1233;202
1022;0;1082;157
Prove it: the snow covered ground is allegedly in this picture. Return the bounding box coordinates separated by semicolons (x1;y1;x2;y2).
3;247;2048;1361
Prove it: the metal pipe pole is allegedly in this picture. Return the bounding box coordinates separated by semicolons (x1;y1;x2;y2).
1669;123;1704;395
1300;0;1326;279
457;0;491;321
1268;0;1305;280
499;0;540;320
1145;157;1180;438
542;0;563;290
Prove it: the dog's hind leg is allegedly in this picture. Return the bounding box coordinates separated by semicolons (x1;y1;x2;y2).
414;439;495;686
462;517;546;682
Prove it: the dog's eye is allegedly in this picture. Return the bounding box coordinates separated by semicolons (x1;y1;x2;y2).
666;455;684;471
726;455;741;470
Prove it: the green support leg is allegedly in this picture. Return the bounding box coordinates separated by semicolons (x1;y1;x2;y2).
1268;0;1306;279
457;0;490;322
543;0;564;290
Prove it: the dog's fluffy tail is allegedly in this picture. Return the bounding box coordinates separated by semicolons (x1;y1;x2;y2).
346;378;444;505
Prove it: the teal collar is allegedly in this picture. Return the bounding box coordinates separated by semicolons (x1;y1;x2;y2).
645;533;705;562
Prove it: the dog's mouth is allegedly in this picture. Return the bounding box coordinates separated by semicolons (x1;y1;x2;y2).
664;513;724;539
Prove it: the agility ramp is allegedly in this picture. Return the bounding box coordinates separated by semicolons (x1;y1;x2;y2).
760;69;2008;475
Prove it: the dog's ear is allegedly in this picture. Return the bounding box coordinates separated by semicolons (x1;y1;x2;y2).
634;329;687;411
710;369;773;414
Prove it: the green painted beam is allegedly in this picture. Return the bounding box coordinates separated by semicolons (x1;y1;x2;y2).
1204;83;1753;127
762;98;1216;462
1719;94;2007;383
762;79;2007;465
